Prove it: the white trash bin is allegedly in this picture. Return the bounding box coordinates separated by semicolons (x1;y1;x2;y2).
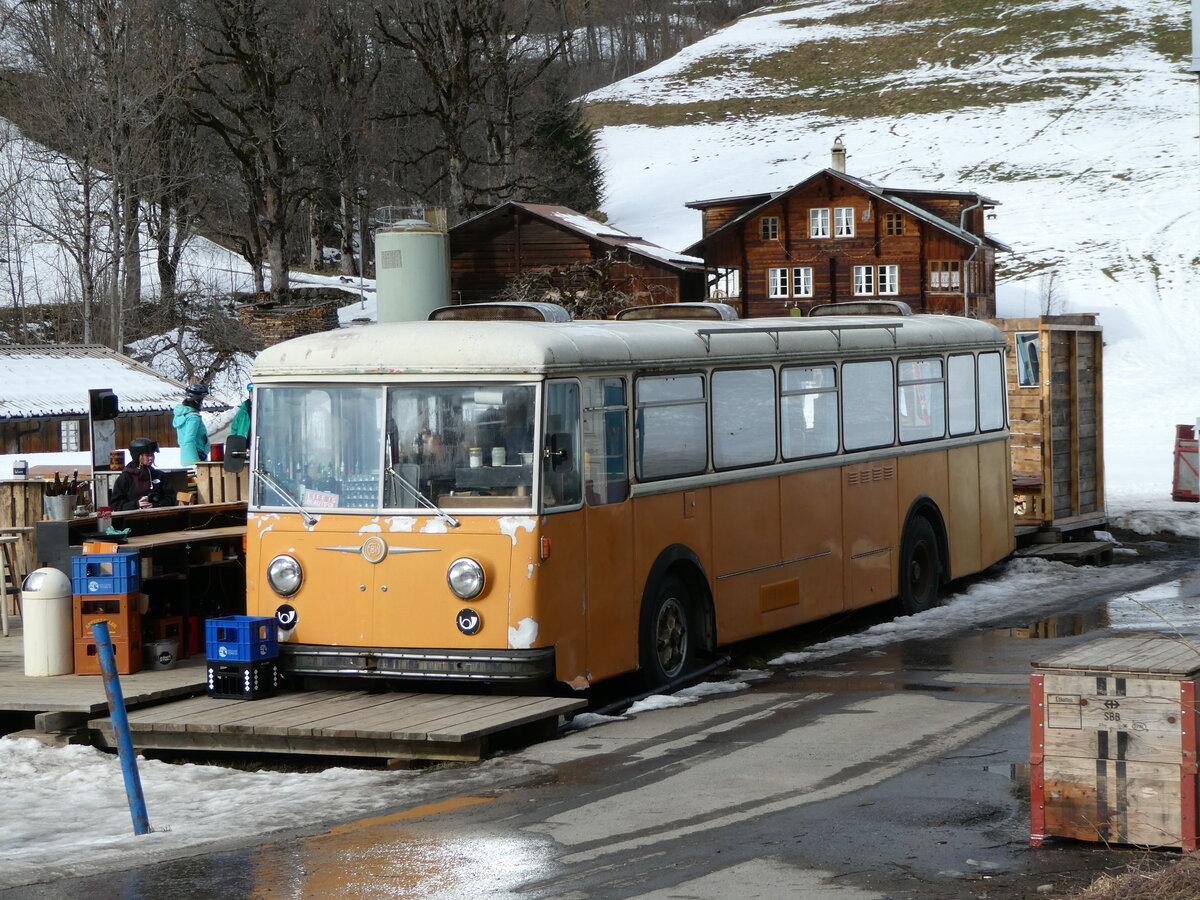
22;568;74;676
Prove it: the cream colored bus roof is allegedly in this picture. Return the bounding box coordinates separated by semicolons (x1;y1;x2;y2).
251;315;1004;378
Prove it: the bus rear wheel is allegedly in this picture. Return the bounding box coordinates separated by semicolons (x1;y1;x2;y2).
899;517;942;616
639;574;696;691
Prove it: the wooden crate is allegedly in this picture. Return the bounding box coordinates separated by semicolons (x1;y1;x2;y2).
193;462;247;504
989;316;1104;530
1031;634;1200;849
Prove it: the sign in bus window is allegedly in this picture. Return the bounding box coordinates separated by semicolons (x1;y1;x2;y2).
947;354;977;436
256;386;384;510
842;360;895;451
712;368;776;468
635;375;707;479
781;365;838;458
583;377;628;505
897;358;946;444
978;352;1006;432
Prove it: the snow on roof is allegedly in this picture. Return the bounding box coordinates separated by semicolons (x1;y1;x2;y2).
454;202;705;270
0;345;187;420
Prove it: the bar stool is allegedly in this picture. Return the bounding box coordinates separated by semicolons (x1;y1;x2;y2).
0;534;21;637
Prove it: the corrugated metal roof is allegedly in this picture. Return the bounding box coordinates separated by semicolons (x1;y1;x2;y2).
0;345;187;420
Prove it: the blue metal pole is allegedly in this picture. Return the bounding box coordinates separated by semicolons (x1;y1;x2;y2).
91;621;151;835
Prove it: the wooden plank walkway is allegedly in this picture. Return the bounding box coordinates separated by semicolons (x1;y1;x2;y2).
5;616;585;761
0;617;207;724
1016;540;1114;566
91;689;585;761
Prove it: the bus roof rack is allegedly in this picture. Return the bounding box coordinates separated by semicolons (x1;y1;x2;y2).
808;300;913;317
428;301;572;323
615;302;739;321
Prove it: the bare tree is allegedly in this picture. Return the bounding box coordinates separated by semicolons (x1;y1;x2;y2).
189;0;304;302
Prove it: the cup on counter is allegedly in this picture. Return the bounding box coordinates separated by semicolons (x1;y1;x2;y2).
469;448;483;468
519;452;534;466
491;447;506;467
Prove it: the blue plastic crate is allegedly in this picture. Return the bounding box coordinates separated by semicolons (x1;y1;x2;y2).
205;615;279;662
71;552;140;595
206;658;279;700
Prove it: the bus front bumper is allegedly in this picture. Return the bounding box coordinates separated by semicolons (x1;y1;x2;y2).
279;643;556;682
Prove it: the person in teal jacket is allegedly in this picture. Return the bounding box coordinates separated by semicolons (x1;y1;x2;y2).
173;383;210;464
230;384;252;440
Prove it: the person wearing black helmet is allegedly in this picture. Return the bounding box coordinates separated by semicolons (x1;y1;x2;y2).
173;383;211;464
110;438;172;511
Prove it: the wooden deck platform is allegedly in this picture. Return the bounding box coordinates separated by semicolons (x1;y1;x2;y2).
91;689;585;761
0;618;207;730
3;616;584;761
1015;540;1114;566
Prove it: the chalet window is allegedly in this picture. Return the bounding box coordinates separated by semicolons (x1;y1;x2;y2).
760;217;779;240
792;267;813;297
878;265;899;295
884;212;904;235
852;265;874;295
60;420;81;452
768;268;789;298
809;208;830;238
929;260;961;291
833;207;855;237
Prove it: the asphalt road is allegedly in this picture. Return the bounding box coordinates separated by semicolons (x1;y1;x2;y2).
6;538;1197;900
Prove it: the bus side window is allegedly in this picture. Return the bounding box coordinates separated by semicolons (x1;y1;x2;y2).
544;381;582;508
583;377;628;505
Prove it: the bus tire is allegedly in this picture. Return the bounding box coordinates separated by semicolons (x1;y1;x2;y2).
639;573;696;691
899;516;942;616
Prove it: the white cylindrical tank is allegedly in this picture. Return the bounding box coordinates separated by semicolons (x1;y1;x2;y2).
374;219;450;323
22;567;74;676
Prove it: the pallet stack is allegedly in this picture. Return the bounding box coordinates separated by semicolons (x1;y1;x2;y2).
71;550;143;675
205;615;279;699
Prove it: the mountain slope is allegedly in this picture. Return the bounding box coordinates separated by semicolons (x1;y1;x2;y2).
587;0;1199;498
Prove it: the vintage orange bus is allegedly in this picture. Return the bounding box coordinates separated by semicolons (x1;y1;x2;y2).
242;303;1013;691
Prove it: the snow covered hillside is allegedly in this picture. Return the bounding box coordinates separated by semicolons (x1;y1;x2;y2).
587;0;1200;500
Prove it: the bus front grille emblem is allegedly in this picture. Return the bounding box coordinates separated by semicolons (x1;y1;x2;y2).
361;536;388;563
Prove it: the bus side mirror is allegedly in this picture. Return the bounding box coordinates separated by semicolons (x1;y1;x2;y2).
224;434;248;474
546;432;572;471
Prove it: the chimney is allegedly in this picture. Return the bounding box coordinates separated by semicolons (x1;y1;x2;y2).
831;136;846;172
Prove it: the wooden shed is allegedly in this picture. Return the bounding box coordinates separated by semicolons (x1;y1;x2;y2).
449;201;706;311
992;316;1105;531
0;344;187;457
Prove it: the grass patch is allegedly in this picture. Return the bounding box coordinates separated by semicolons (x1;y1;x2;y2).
584;0;1185;128
1069;853;1200;900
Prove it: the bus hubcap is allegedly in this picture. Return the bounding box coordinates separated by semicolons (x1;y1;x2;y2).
656;598;687;675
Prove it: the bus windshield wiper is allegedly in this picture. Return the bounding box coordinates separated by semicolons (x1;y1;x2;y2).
254;467;319;528
386;466;460;528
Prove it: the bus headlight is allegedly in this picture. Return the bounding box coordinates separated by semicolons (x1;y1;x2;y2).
267;555;303;596
447;558;485;600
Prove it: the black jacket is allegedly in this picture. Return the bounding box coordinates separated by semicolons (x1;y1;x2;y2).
110;463;168;511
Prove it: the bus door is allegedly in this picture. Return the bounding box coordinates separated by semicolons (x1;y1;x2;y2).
581;377;636;684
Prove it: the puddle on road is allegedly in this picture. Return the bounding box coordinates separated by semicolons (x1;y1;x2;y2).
1011;579;1193;640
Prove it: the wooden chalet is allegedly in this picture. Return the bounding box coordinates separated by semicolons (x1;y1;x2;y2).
684;143;1009;318
0;345;187;456
449;201;706;310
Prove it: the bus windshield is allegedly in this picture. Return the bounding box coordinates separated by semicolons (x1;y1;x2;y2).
254;383;538;513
